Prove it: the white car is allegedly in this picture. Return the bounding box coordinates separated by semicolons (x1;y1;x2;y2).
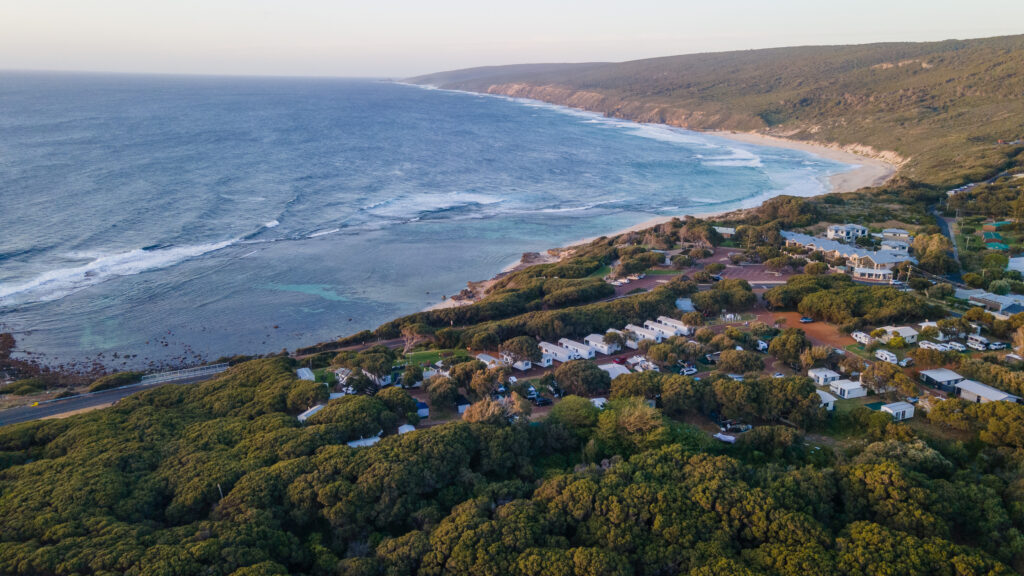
947;342;966;352
989;342;1007;350
772;372;785;378
682;367;698;376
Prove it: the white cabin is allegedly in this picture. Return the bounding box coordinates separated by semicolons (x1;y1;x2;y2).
558;338;596;359
624;324;663;343
584;333;620;355
956;380;1019;404
475;353;501;368
539;341;578;363
881;401;915;421
808;368;840;386
296;367;316;381
816;389;838;411
297;404;325;422
830;379;866;399
851;331;873;345
644;319;684;338
657;316;694;336
879;326;919;344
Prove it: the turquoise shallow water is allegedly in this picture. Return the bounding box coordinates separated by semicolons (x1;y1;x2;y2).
0;73;852;369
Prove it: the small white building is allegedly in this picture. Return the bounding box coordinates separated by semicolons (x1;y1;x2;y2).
398;424;416;435
827;223;869;242
808;368;840;386
416;401;430;419
882;228;912;240
874;349;898;364
362;369;393;387
881;401;915;421
296;367;316;381
590;398;608;409
476;353;501;368
918;321;949;341
334;367;353;385
540;341;578;363
598;363;631;379
297;404;325;422
456;396;471;414
559;338;596;359
657;315;694;336
675;298;696;312
816;389;838;411
585;333;620;355
919;368;964;392
624;324;663;343
346;436;381;448
831;379;866;399
955;380;1019;404
879;326;919;344
881;239;909;252
851;331;874;345
536;353;554;367
645;319;685;338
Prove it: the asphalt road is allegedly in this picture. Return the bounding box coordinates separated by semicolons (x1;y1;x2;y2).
0;375;217;427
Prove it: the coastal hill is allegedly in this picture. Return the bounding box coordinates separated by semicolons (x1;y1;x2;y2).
411;35;1024;187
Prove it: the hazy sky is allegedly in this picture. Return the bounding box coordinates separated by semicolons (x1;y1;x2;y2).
1;1;1022;77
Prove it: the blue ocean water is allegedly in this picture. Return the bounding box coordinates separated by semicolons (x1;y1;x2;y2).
0;73;853;369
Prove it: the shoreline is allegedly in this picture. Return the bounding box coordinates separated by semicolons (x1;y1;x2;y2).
421;128;898;312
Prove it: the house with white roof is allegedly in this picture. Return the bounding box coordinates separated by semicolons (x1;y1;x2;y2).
808;368;840;386
882;228;912;240
585;333;620;355
919;368;965;392
297;404;325;422
416;401;429;419
880;239;909;252
558;338;596;359
781;231;915;283
827;223;869;242
831;379;866;399
346;436;381;448
816;389;838;411
675;298;696;312
644;320;682;339
878;326;919;344
624;324;663;343
917;321;950;341
539;341;578;363
334;367;353;385
398;424;416;434
657;316;694;336
714;226;736;238
475;353;501;369
955;380;1020;404
590;398;608;409
881;401;915;421
296;367;316;381
598;363;631;379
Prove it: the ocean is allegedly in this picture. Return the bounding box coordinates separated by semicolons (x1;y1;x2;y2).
0;73;853;370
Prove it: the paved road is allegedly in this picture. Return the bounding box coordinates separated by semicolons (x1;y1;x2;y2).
0;374;218;427
930;206;963;283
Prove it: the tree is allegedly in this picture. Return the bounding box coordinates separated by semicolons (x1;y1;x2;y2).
610;371;664;399
401;364;423;388
860;362;916;395
717;350;765;373
469;368;504;400
376;387;416;418
462;398;512;425
603;330;626;348
500;336;541;363
769;328;810;365
553;360;612;396
548;395;600;435
804;261;828;275
426;375;458;410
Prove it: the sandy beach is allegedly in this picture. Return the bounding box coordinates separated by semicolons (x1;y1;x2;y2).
422;129;900;312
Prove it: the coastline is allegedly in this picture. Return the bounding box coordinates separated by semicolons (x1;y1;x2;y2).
421;128;898;312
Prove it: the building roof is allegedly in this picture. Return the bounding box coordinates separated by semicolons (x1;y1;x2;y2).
920;368;963;382
781;231;914;267
398;424;416;434
808;368;839;378
882;401;915;412
956;380;1017;402
714;226;736;235
832;379;863;390
882;228;909;235
296;368;316;381
297;404;325;422
883;325;919;337
598;364;631;379
476;353;499;364
346;436;381;448
816;390;838;403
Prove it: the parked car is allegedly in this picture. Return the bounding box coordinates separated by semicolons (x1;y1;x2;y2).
532;397;553;407
772;372;785;378
710;275;722;282
989;342;1007;350
682;367;698;376
799;317;814;323
947;341;966;352
612;357;626;365
898;357;914;367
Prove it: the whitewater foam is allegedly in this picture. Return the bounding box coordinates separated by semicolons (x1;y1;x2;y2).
0;240;237;307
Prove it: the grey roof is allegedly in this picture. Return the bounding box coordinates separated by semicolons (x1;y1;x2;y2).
920;368;963;382
781;231;915;266
956;380;1017;402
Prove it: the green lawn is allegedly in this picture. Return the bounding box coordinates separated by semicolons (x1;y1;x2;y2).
587;265;611;278
405;348;470;366
843;344;875;360
312;368;337;384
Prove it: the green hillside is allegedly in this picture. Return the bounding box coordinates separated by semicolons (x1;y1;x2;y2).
412;35;1024;188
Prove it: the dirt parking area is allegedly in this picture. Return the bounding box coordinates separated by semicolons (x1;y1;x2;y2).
755;311;856;350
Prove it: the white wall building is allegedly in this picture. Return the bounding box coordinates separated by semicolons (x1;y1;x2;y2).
297;404;325;422
585;333;620;355
879;326;919;344
831;379;866;399
624;324;663;343
808;368;840;386
827;223;869;242
476;353;501;368
956;380;1020;404
296;367;316;381
539;341;578;363
817;389;838;411
881;401;915;421
558;338;597;359
657;316;694;336
851;331;874;345
598;363;631;379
